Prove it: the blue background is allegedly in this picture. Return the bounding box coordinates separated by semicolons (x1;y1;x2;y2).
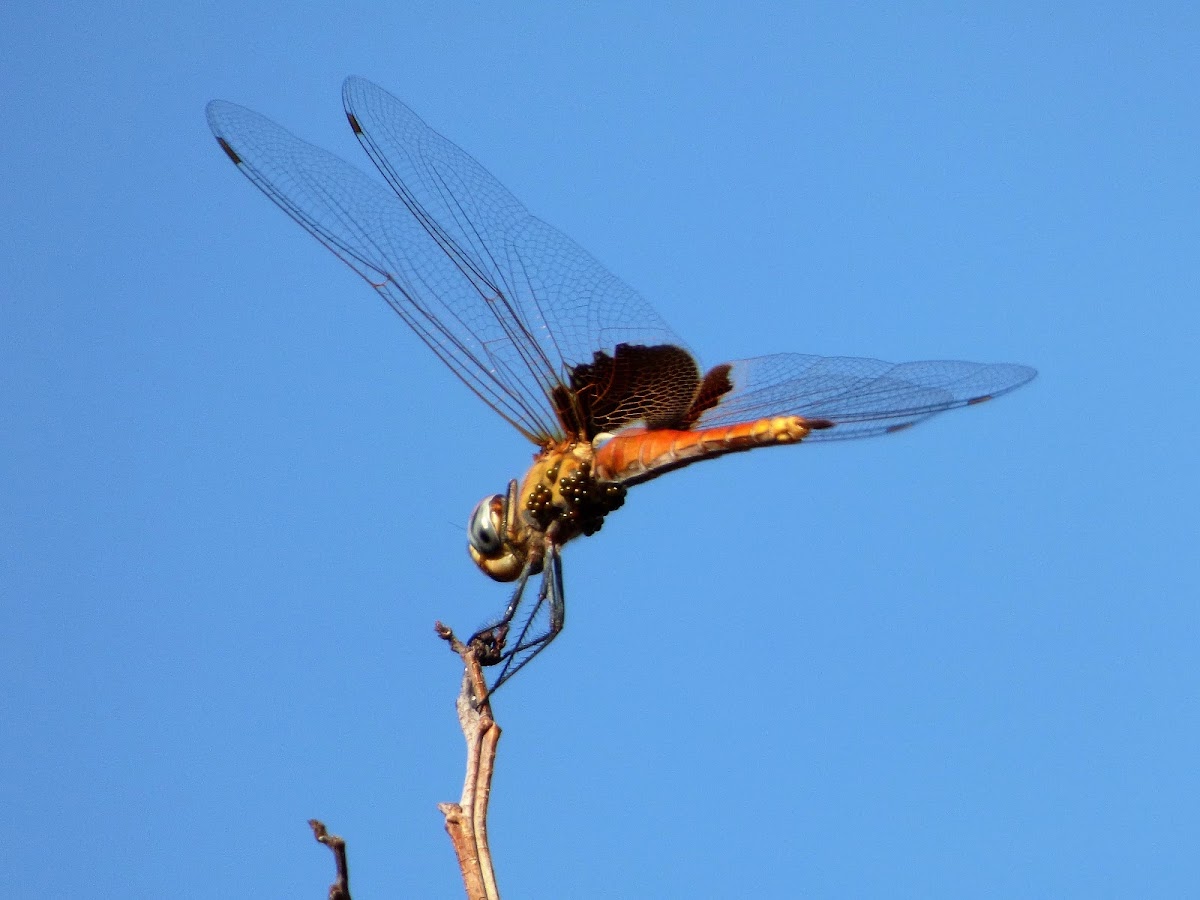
4;2;1197;896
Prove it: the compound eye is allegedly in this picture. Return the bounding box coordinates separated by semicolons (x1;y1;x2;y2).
467;495;504;557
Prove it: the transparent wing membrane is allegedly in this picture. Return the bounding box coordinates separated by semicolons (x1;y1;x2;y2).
698;355;1036;439
208;79;1034;446
208;80;683;444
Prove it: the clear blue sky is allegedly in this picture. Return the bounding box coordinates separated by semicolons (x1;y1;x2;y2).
4;2;1197;896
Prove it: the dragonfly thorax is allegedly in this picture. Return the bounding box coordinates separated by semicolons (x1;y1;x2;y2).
519;442;626;540
467;442;626;584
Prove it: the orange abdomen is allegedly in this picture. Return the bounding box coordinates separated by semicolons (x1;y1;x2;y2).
593;416;822;486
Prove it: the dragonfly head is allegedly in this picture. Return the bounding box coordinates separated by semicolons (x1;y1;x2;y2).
467;492;526;582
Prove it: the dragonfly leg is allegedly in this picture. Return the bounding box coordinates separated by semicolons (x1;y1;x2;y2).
468;560;535;666
484;543;565;692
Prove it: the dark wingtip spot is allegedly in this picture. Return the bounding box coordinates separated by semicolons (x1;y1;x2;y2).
886;422;915;434
215;136;241;165
967;394;993;406
806;418;836;430
347;112;363;134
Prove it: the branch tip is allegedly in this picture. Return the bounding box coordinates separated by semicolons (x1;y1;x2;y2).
309;819;351;900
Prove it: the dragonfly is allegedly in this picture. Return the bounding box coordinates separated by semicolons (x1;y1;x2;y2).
207;77;1036;690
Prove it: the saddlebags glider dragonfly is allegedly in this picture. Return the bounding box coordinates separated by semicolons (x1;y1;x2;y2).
207;78;1036;690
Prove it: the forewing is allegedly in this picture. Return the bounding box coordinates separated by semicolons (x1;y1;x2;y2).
207;80;684;443
694;354;1037;439
341;78;685;430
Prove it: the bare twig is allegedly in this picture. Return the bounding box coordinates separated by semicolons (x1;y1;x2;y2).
435;622;503;900
308;819;351;900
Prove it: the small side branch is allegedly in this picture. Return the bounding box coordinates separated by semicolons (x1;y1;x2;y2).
308;819;351;900
435;622;503;900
